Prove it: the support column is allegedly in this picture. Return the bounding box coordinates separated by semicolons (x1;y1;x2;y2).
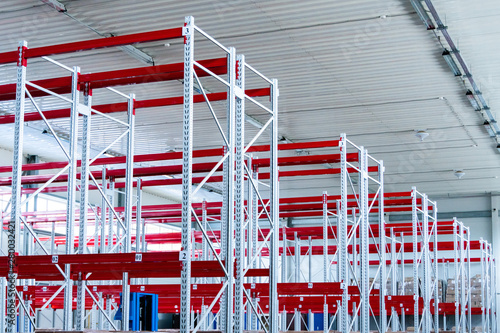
7;40;27;333
490;249;498;333
433;206;439;333
379;160;387;333
136;179;143;253
339;135;349;333
308;236;314;331
234;53;245;333
422;195;430;333
412;188;420;333
63;65;81;331
322;192;329;332
294;233;301;331
107;180;115;253
460;223;466;333
121;272;130;330
100;167;107;254
359;147;370;333
323;191;328;283
432;203;440;333
124;93;135;254
481;240;487;333
454;220;459;333
224;46;237;333
76;84;92;330
220;145;228;333
0;277;5;333
282;226;288;331
105;295;111;331
180;15;194;333
269;78;280;333
492;194;500;332
251;166;259;331
466;230;472;333
391;229;399;332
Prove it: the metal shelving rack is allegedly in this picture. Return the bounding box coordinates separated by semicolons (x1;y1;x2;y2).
4;46;137;332
411;188;439;333
180;16;279;333
0;13;497;333
0;15;280;333
337;134;386;333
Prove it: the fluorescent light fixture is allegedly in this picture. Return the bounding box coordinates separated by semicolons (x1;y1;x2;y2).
410;0;435;30
484;121;496;137
442;49;461;76
415;130;429;142
245;114;264;129
40;0;66;12
119;45;154;65
466;90;481;111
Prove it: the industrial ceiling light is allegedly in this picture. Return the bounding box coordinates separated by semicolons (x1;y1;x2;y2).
410;0;435;30
415;130;429;141
119;45;155;65
245;114;264;129
454;170;465;179
484;121;496;137
466;90;481;111
442;49;461;77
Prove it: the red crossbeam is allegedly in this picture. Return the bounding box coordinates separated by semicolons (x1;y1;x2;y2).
0;88;270;125
0;27;183;64
0;58;227;101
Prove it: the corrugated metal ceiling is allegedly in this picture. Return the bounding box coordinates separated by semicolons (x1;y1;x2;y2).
0;0;499;199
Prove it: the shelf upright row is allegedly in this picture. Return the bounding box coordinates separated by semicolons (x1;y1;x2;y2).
5;41;138;331
180;16;279;333
322;190;340;332
480;239;496;333
338;133;385;333
0;15;279;333
411;187;439;333
453;219;472;333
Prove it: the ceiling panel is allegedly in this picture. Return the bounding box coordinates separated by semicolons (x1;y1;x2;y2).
0;0;498;199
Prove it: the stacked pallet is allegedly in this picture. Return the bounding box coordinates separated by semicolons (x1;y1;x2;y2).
368;277;392;294
435;278;444;302
401;277;418;295
445;278;458;303
470;274;483;308
446;275;483;307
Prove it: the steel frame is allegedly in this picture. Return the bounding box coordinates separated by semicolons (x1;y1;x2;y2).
456;219;472;333
6;48;136;331
411;187;439;333
0;16;497;332
180;16;279;333
338;134;385;333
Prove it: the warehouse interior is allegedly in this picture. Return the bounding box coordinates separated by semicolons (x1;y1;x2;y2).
0;0;499;332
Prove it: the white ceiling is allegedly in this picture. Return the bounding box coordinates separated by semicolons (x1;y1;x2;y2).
0;0;499;199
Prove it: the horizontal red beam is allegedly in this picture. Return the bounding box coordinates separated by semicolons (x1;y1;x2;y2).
0;88;270;125
0;27;183;64
15;282;484;315
0;140;340;175
0;57;227;101
0;154;346;187
0;252;269;280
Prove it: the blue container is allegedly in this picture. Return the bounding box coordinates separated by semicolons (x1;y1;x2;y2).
313;313;324;330
115;292;159;331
